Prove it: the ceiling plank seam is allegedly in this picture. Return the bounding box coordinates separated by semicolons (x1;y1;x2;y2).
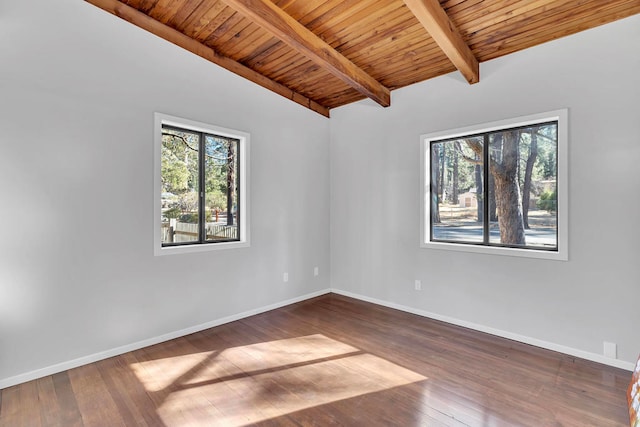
221;0;391;108
84;0;331;117
402;0;479;84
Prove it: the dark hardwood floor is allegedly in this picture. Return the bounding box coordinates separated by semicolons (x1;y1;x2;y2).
0;294;632;426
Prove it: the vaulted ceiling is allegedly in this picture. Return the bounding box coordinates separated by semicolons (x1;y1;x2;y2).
86;0;640;117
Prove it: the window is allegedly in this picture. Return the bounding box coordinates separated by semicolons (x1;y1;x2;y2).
420;110;567;260
154;113;249;255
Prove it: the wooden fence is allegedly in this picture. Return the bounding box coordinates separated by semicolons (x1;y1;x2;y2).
162;221;238;243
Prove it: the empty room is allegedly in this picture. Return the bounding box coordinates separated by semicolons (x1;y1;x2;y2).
1;0;640;425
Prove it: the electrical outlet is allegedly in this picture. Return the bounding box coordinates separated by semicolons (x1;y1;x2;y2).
414;280;422;291
314;267;319;277
283;272;289;283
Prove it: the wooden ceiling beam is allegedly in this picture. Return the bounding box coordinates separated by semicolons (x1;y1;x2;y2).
221;0;391;108
84;0;330;117
402;0;479;84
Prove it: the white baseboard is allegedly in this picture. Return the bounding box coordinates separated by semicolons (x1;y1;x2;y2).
331;289;635;371
0;288;332;390
2;286;631;390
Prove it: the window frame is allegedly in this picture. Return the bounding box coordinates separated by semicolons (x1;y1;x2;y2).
420;109;568;261
154;113;250;256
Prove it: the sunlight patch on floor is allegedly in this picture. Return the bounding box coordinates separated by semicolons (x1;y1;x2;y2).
131;334;426;426
130;334;358;392
130;349;214;392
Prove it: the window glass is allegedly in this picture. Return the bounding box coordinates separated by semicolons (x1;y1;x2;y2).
487;125;557;249
154;113;249;256
204;135;240;242
430;136;483;243
161;128;200;244
160;125;240;247
422;110;565;259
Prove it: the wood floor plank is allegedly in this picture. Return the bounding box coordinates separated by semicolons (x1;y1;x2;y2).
36;376;65;427
0;386;20;427
0;294;632;426
0;382;41;427
67;364;126;426
96;355;165;427
50;372;84;427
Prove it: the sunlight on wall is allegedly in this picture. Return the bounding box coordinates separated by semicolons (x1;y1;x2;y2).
130;334;427;425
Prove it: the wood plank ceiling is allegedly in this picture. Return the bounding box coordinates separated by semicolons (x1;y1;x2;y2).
86;0;640;117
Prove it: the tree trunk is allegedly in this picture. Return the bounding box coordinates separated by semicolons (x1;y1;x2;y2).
522;130;538;229
490;131;526;245
440;144;447;203
432;145;441;223
452;148;459;204
226;142;236;226
488;171;497;222
475;162;483;222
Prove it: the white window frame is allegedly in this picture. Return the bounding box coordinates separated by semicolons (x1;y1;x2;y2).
420;109;568;261
154;113;250;256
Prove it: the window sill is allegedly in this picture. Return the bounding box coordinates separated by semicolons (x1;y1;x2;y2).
421;240;567;261
155;240;250;256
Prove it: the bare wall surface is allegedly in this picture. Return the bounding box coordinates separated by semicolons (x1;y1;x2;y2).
1;0;639;387
0;0;330;384
330;14;640;365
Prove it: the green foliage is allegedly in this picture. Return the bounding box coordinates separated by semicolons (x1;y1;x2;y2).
162;129;239;220
433;140;478;203
177;192;198;213
161;149;189;194
206;192;228;211
179;213;199;223
164;207;181;219
532;125;557;180
161;132;199;195
538;190;557;213
179;211;212;223
541;151;556;179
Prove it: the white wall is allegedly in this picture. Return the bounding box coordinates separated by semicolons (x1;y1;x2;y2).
0;0;330;386
330;14;640;367
1;0;638;388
